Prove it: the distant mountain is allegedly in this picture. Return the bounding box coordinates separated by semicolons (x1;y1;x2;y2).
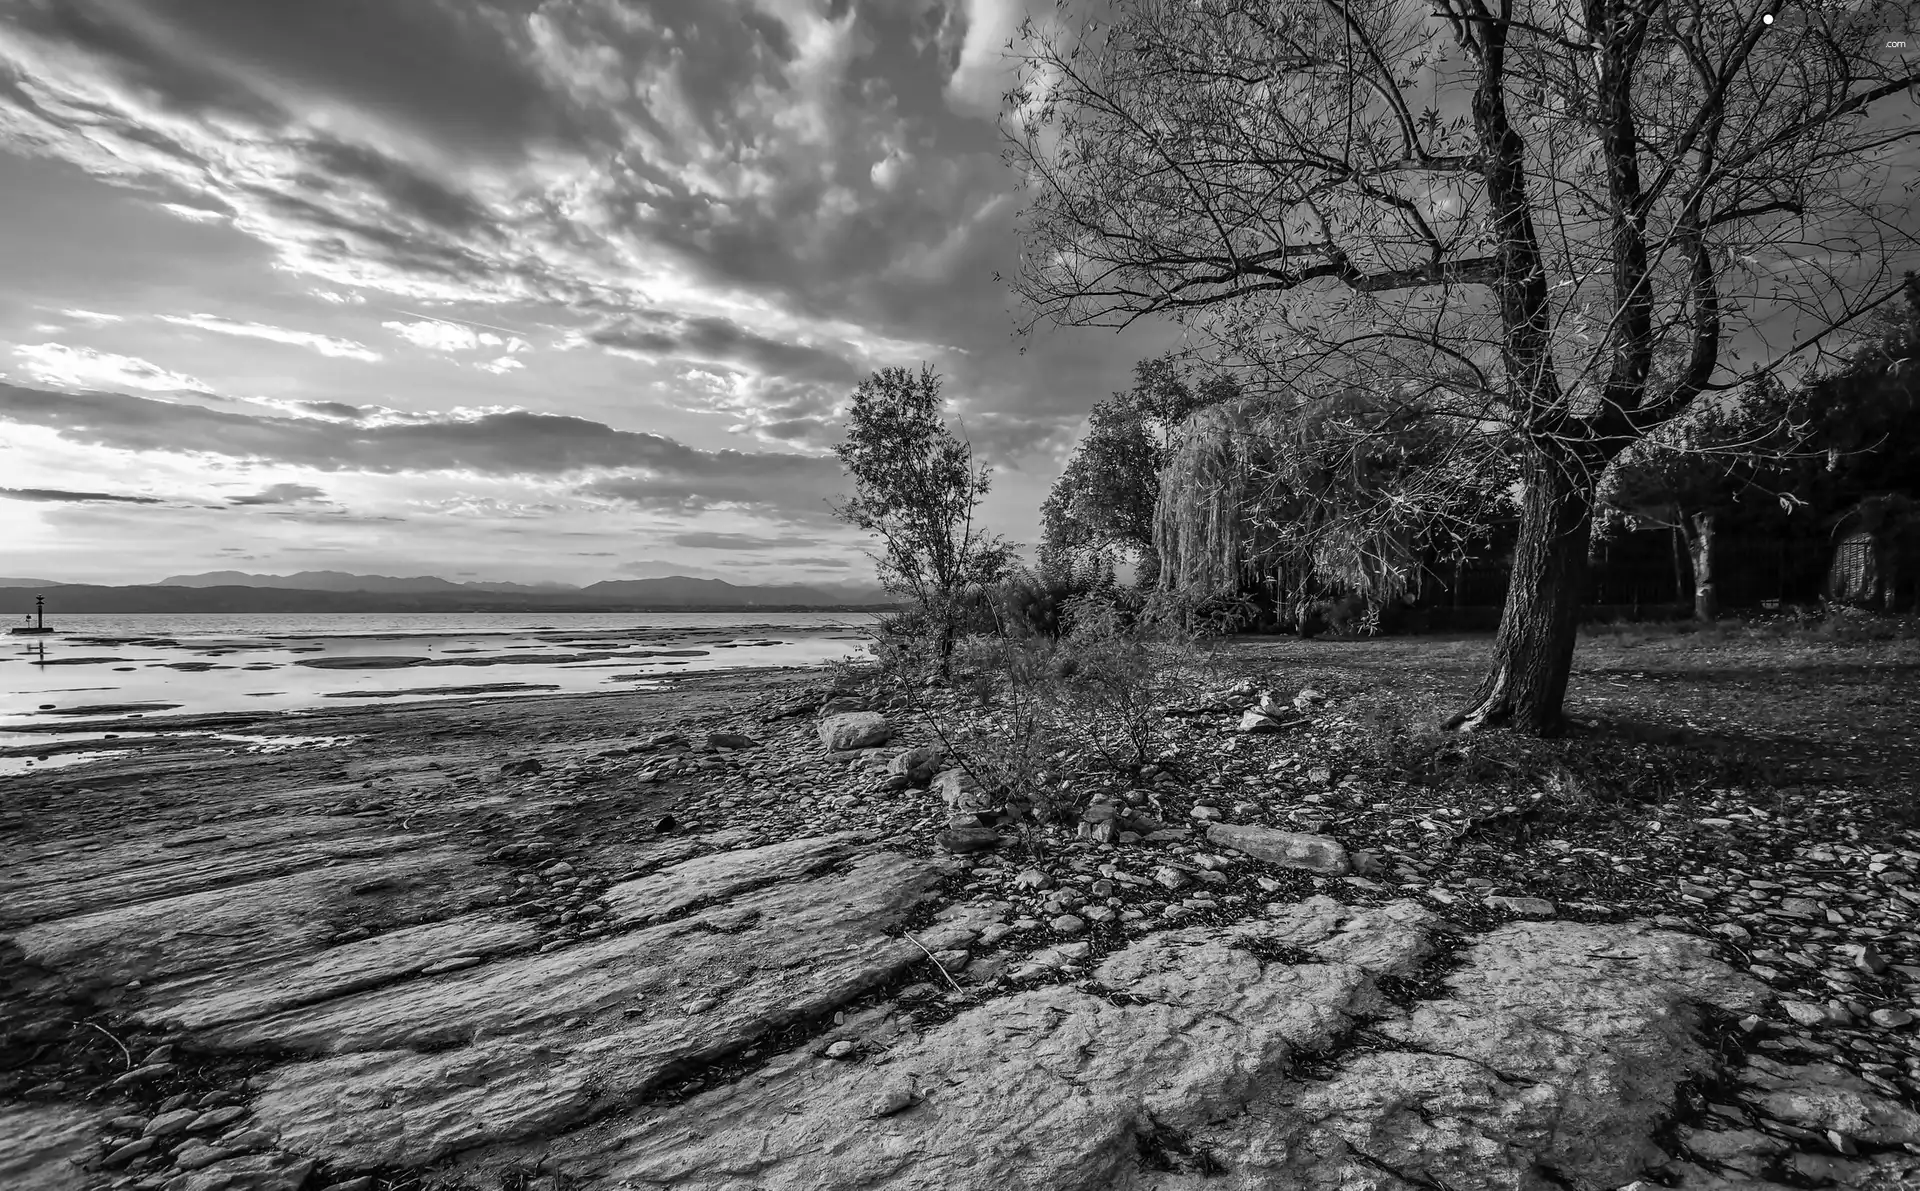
159;570;582;594
14;578;901;614
0;577;62;587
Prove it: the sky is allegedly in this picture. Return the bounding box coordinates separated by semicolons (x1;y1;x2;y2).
0;0;1173;587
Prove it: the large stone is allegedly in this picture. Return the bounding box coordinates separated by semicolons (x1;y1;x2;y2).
1206;823;1351;875
886;745;945;787
818;712;893;751
932;769;995;816
0;1106;107;1191
1742;1057;1920;1146
544;904;1768;1190
240;843;954;1167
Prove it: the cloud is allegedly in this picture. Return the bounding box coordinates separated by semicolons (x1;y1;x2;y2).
158;313;383;362
476;355;525;374
59;308;123;324
228;483;330;506
582;312;860;386
0;486;164;504
671;531;818;550
777;555;853;568
291;400;369;420
945;0;1029;117
384;318;528;355
161;203;228;224
0;381;846;523
12;344;214;393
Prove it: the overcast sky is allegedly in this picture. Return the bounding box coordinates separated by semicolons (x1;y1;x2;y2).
0;0;1172;586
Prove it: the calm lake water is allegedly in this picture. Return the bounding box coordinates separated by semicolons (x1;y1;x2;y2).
1;612;877;748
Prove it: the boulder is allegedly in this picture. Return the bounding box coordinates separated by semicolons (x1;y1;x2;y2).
886;745;944;787
818;712;893;752
1206;823;1351;875
932;768;995;816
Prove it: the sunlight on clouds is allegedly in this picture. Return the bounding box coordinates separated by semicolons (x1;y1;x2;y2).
161;202;227;223
946;0;1031;116
158;313;383;362
384;318;531;356
12;343;214;393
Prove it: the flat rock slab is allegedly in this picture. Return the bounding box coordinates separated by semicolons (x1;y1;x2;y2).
0;1106;108;1191
538;899;1769;1191
242;842;957;1167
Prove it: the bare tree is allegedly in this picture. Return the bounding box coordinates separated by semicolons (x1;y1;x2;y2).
833;365;1015;666
1006;0;1920;733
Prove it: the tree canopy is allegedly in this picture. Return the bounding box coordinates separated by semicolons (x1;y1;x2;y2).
1008;0;1920;732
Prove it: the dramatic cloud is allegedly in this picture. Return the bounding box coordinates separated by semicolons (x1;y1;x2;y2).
158;314;383;362
0;0;1169;583
228;483;330;506
582;313;860;386
0;486;164;504
12;344;213;393
0;381;843;522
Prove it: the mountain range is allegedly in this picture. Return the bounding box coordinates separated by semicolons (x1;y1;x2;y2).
158;570;581;594
1;571;896;612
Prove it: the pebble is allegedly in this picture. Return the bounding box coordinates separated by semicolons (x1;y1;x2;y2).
189;1106;247;1133
104;1139;156;1166
867;1086;916;1118
1846;943;1890;974
1782;1000;1829;1027
1049;914;1087;936
1485;895;1555;919
172;1142;232;1171
1153;865;1189;892
1013;868;1055;891
142;1109;198;1138
109;1063;175;1088
824;1040;857;1060
1870;1008;1914;1028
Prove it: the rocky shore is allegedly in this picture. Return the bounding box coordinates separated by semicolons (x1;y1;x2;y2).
3;660;1917;1191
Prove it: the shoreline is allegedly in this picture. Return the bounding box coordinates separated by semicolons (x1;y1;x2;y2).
0;663;811;757
3;635;1917;1190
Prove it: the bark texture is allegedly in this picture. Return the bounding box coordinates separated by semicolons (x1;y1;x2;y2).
1447;449;1596;735
1689;511;1718;621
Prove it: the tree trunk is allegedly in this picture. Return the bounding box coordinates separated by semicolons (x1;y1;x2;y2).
1689;512;1717;621
1447;448;1595;735
1670;522;1690;611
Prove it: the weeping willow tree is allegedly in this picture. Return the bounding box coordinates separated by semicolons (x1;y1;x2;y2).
1154;385;1510;625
